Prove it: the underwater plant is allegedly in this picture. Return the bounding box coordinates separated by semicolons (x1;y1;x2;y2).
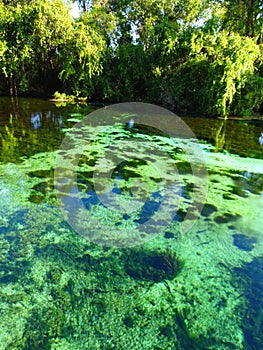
124;247;182;283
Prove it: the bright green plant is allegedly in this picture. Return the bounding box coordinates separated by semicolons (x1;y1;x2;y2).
58;6;116;97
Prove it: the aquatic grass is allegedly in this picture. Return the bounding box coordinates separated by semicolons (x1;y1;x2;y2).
124;247;182;282
0;120;262;348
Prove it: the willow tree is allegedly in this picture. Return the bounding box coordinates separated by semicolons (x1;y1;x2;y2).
0;0;73;96
133;0;262;117
0;1;36;96
58;6;116;97
221;0;263;38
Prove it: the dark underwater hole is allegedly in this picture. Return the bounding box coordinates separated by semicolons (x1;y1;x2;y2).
82;190;100;209
173;161;192;174
164;231;175;239
172;209;186;222
124;248;182;282
29;192;45;204
126;123;169;137
28;169;53;179
32;181;48;195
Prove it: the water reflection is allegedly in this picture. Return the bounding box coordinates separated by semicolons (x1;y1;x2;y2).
30;111;63;130
183;116;263;159
0;112;62;163
259;132;263;145
31;112;42;129
213;119;226;152
0;97;91;163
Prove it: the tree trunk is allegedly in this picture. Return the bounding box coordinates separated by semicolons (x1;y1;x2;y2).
9;75;17;97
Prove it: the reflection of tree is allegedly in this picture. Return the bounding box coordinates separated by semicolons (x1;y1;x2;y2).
212;120;226;152
210;119;262;157
0;114;38;163
0;98;65;163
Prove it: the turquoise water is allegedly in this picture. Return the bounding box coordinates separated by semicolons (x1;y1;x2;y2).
0;98;262;349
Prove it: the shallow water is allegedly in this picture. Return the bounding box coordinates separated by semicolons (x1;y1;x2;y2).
0;98;262;349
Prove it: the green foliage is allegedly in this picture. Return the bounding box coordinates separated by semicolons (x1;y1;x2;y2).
151;28;261;117
189;30;260;117
0;0;263;116
0;0;114;97
97;43;149;101
0;2;35;95
0;0;72;95
53;91;84;101
232;74;263;116
58;7;116;97
221;0;263;38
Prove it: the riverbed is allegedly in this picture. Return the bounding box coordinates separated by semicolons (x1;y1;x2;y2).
0;97;262;349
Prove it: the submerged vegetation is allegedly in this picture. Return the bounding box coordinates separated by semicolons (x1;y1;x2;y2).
124;247;182;282
0;0;263;347
0;0;263;117
0;107;262;348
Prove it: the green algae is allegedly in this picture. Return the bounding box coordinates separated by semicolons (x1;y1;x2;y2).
55;122;208;246
0;118;262;349
124;247;182;282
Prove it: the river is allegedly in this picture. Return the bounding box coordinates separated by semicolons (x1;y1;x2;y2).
0;97;262;349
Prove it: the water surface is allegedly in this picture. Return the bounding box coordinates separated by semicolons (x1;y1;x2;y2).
0;98;262;349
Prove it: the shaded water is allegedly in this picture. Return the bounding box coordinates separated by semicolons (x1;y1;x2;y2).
0;97;95;163
0;98;262;349
183;115;263;159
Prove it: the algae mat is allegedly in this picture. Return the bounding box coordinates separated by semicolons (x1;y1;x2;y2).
0;117;262;349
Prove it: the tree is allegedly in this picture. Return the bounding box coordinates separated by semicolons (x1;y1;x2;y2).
0;0;263;117
0;0;114;97
0;1;36;96
0;0;73;96
31;0;74;94
221;0;263;38
58;6;116;97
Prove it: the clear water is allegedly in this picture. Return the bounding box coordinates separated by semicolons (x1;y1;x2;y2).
0;98;262;349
